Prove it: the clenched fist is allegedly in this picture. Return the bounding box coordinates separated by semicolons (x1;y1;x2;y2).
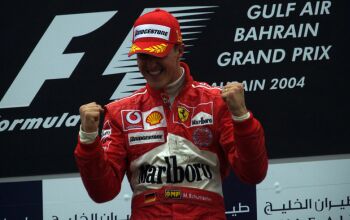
221;82;248;117
79;102;104;133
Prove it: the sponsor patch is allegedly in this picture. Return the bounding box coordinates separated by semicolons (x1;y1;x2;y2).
101;120;112;151
174;102;214;127
191;102;214;126
191;112;213;126
121;110;143;131
134;24;170;41
165;189;182;200
101;120;112;140
160;93;170;105
146;111;163;126
128;130;164;146
142;106;167;130
138;155;213;184
193;127;213;147
176;30;182;43
177;106;189;122
122;106;167;131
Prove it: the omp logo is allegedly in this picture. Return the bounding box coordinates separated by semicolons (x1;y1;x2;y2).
165;189;182;199
0;6;217;109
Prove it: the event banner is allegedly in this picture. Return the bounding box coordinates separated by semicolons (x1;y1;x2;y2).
1;0;349;177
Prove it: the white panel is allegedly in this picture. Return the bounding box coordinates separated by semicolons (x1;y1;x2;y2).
257;158;350;219
43;177;132;219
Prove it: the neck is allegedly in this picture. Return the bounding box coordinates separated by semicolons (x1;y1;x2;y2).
166;67;184;94
165;67;185;105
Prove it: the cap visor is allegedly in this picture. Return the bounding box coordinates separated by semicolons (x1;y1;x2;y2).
128;42;174;58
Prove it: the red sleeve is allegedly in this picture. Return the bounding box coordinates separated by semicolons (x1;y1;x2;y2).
219;106;268;184
74;106;127;203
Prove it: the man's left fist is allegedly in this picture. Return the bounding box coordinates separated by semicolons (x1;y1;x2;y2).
221;82;248;116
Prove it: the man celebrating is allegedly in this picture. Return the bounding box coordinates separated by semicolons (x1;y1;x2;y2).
75;9;268;220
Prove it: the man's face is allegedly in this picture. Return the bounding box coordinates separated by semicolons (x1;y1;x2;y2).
137;45;184;90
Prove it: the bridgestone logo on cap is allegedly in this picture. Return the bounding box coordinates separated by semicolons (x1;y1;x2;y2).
134;24;170;41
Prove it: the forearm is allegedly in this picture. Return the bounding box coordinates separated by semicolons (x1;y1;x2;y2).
231;116;268;184
74;137;122;203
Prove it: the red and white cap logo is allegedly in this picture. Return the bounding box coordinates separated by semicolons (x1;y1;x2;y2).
128;9;182;58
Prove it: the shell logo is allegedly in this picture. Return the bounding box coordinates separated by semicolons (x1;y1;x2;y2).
146;111;163;126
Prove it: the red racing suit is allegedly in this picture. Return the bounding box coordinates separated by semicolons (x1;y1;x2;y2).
74;62;268;220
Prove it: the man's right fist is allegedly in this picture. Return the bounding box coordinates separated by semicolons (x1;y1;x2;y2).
79;102;104;133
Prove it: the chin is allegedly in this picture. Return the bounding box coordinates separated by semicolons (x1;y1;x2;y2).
149;83;165;90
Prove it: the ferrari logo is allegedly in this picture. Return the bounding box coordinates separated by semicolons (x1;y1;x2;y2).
178;106;189;122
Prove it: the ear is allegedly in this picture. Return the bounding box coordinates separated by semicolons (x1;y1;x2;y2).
176;44;185;58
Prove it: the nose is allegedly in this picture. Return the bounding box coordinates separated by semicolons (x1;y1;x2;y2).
137;53;160;70
143;55;158;69
147;59;157;68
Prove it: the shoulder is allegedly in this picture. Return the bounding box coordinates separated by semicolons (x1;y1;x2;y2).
191;81;222;96
105;87;148;110
188;81;227;110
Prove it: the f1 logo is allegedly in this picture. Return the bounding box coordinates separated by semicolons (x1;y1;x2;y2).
0;6;216;109
0;11;117;109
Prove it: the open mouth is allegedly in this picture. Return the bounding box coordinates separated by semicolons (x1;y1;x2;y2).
148;69;163;76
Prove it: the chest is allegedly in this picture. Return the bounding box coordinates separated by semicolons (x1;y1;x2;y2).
120;101;219;159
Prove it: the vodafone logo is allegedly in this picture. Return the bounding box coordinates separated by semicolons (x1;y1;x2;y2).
126;111;142;124
122;110;143;131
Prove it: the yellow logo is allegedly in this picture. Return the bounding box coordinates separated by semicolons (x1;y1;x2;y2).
176;30;182;43
165;189;182;199
146;111;163;125
129;44;141;53
144;43;167;53
177;106;189;122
